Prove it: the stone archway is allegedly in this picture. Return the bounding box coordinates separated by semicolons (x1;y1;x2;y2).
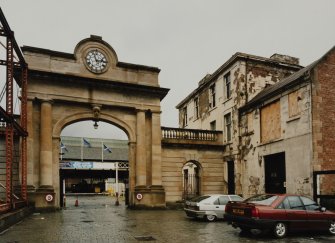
182;160;202;200
23;35;169;209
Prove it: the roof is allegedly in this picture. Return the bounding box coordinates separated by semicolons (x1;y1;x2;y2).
240;45;335;112
60;136;128;162
176;52;302;109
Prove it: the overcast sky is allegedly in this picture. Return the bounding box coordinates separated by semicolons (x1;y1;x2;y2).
1;0;334;140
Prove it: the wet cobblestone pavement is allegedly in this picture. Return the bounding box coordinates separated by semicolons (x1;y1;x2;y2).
1;196;335;243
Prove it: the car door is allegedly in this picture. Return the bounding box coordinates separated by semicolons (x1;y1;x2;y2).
285;196;308;231
300;196;328;230
216;196;229;218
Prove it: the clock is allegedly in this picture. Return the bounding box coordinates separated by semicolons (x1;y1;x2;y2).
85;49;108;73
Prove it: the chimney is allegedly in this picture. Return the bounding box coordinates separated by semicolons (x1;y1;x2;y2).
270;53;299;65
198;74;212;86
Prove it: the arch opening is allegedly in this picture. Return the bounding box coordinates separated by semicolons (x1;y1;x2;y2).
59;120;130;208
182;161;201;200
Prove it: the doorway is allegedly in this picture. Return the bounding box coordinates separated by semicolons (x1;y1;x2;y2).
182;161;200;200
264;152;286;193
227;160;235;194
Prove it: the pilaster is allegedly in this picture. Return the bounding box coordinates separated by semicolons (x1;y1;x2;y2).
135;109;146;186
38;99;54;191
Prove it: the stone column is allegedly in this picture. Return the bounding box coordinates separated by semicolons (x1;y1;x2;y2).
151;112;162;185
38;99;54;191
136;109;146;186
26;99;35;190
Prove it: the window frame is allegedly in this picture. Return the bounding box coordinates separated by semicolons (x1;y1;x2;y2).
182;106;188;127
194;97;199;120
224;113;232;142
209;84;216;108
210;120;216;131
224;72;231;99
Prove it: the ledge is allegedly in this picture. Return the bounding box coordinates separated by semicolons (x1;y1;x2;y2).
286;115;300;123
259;138;284;146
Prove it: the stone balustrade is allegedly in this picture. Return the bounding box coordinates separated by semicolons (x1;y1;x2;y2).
161;127;223;146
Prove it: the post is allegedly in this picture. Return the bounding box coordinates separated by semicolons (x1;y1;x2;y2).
60;145;63;161
81;137;83;161
115;162;119;205
101;140;103;162
63;179;66;208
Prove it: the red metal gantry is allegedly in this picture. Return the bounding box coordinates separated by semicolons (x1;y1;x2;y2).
0;7;28;213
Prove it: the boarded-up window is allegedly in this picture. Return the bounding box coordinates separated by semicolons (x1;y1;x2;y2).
288;90;300;117
247;112;253;132
261;101;281;143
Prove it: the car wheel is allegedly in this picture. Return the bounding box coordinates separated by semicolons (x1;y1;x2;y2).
273;222;287;238
205;215;216;222
240;227;251;233
239;227;251;234
329;221;335;235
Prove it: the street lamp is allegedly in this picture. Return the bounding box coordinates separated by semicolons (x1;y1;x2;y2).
93;120;99;129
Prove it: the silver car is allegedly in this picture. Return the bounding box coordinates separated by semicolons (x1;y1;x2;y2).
184;194;244;222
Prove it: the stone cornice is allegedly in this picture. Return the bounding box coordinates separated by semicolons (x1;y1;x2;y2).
27;69;169;101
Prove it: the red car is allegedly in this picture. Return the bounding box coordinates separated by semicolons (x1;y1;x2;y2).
225;194;335;238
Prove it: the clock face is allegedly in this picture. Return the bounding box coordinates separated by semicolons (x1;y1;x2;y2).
85;49;108;73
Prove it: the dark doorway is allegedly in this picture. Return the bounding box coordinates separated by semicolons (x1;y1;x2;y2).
264;152;286;193
227;160;235;194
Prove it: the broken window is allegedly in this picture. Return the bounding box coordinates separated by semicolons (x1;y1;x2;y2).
210;120;216;131
194;97;199;119
209;84;216;108
288;90;301;118
260;101;281;143
224;72;231;99
224;113;232;142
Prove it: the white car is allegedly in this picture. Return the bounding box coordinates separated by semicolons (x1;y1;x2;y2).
184;194;244;222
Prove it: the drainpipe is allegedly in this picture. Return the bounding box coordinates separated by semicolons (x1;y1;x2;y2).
245;58;249;104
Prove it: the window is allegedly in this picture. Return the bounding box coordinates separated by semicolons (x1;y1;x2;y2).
287;196;305;210
218;196;230;205
288;90;301;118
209;84;216;108
300;196;319;211
245;194;278;206
194;97;199;119
247;112;253;132
224;72;231;99
210;120;216;131
260;101;281;143
229;195;243;202
182;106;188;127
277;197;290;209
224;113;232;142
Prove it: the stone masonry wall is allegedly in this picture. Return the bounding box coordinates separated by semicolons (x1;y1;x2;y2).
312;48;335;196
161;146;225;202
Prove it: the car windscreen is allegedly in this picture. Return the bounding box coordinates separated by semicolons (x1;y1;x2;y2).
189;195;211;202
244;194;278;206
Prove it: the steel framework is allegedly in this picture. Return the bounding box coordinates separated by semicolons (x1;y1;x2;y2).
0;7;28;213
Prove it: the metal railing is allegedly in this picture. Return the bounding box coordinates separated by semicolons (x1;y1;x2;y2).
183;174;200;200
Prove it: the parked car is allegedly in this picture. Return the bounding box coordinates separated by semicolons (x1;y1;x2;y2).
225;194;335;238
184;194;244;221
